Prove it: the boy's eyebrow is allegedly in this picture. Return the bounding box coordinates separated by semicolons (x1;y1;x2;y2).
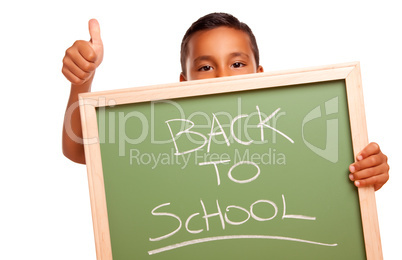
192;52;251;64
229;52;250;59
193;55;214;64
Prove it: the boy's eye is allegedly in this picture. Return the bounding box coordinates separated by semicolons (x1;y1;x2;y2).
198;65;213;71
232;62;245;68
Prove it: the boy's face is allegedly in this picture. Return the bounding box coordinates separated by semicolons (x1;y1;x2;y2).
180;26;263;81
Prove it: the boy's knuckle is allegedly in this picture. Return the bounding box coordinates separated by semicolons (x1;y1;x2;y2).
76;70;86;79
86;51;97;62
368;156;377;165
73;40;84;47
62;66;70;77
65;47;73;57
83;62;95;72
61;67;67;78
62;56;71;67
81;62;90;71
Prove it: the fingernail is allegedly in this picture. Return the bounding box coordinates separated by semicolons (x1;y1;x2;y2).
355;181;360;187
349;165;355;173
349;174;354;181
357;155;363;161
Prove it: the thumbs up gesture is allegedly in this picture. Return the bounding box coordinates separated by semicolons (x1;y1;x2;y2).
62;19;104;85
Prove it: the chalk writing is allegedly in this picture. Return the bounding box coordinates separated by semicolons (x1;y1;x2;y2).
147;104;337;255
165;106;294;155
149;194;333;255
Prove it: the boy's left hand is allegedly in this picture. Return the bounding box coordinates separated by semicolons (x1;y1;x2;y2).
349;142;389;191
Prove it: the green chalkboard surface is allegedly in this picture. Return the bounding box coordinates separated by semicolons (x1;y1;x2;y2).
96;80;363;259
80;63;382;260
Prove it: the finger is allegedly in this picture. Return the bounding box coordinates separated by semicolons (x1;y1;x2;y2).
74;40;97;63
356;142;381;160
350;163;389;181
62;53;94;82
62;65;87;85
88;19;102;49
63;57;93;81
349;153;387;173
354;173;389;191
66;42;97;70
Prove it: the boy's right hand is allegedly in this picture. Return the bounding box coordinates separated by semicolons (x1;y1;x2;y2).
62;19;104;85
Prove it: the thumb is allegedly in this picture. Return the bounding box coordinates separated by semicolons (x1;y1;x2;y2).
88;19;103;50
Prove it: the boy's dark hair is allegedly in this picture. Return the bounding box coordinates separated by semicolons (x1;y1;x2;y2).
180;12;260;76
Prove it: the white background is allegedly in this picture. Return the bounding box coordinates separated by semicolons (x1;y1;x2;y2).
0;0;400;259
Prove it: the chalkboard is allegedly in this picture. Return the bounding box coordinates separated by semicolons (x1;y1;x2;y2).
79;62;382;260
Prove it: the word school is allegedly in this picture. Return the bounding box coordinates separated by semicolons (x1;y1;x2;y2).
149;194;316;242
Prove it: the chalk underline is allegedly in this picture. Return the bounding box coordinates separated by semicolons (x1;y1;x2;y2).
148;235;338;255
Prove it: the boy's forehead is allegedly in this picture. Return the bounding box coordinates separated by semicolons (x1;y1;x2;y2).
186;26;254;60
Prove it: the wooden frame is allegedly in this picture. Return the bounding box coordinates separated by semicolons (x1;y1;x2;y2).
79;62;382;260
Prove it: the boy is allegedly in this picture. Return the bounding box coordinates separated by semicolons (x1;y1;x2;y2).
62;13;389;190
